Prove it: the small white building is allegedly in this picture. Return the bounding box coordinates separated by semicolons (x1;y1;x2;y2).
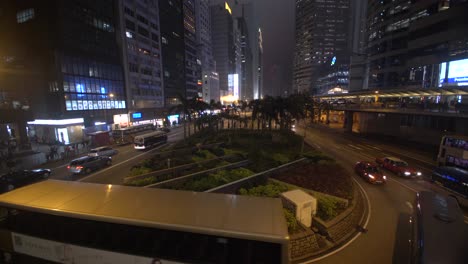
281;189;317;228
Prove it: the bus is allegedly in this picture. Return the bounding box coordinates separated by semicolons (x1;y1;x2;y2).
393;191;468;264
437;135;468;170
431;166;468;199
0;180;290;264
112;124;156;144
134;131;168;150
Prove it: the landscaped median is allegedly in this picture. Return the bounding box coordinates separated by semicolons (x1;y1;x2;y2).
122;129;367;262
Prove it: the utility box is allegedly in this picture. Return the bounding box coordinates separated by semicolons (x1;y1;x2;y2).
281;190;317;227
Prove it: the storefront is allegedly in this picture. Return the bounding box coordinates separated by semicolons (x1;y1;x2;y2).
27;118;85;145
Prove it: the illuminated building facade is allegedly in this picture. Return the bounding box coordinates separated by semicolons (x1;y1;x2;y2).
0;0;126;144
366;0;468;93
118;0;164;118
293;0;350;94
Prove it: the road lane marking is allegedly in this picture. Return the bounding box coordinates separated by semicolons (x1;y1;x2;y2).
367;145;381;150
303;170;372;263
77;144;166;182
387;177;418;193
348;144;363;150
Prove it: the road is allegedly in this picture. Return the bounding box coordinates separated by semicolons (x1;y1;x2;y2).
295;124;467;264
49;126;185;184
47;122;465;263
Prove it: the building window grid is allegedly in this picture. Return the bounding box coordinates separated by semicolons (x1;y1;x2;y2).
16;8;35;23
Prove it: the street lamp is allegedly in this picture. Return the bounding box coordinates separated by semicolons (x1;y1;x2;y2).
104;93;114;130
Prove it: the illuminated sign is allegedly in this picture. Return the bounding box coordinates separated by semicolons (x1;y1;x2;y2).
228;74;239;101
439;58;468;87
225;2;232;15
132;112;142;119
331;56;336;66
27;118;84;126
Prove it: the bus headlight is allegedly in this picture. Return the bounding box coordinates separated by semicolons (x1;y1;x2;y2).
404;172;411;176
417;172;422;176
383;176;387;180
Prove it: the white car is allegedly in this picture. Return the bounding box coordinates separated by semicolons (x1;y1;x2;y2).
88;146;118;157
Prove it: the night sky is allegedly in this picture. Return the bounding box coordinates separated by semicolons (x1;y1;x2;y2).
256;0;295;97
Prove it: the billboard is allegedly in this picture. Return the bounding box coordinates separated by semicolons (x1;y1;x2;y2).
228;74;239;101
439;58;468;87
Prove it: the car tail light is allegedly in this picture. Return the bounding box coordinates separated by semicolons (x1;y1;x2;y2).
76;166;83;170
67;166;70;169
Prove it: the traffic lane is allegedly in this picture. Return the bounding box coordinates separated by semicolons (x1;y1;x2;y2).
297;126;416;264
76;129;185;185
76;145;166;184
49;143;136;180
321;132;468;210
49;127;184;181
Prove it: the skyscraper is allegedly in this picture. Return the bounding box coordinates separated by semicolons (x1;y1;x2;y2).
210;2;236;100
365;0;468;91
293;0;350;94
196;0;220;103
183;0;201;99
236;16;253;101
118;0;164;123
0;0;126;145
159;0;186;106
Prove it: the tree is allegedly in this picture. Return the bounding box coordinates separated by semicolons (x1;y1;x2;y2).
169;94;192;140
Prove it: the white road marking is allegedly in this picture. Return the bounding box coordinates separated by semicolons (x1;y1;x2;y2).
348;144;363;150
77;144;166;182
368;145;381;150
303;170;372;263
387;177;418;193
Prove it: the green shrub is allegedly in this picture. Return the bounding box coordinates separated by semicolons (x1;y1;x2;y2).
272;153;290;165
181;168;254;191
126;176;156;187
303;151;334;163
238;182;289;198
129;166;152;177
192;149;217;162
211;147;225;157
283;209;299;233
316;195;347;221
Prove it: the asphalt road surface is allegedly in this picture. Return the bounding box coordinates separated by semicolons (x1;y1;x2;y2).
49;126;185;184
295;124;467;264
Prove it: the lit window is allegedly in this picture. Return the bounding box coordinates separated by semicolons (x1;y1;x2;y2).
17;8;35;23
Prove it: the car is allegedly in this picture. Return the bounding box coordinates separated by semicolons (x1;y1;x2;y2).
88;146;118;157
0;168;51;192
375;157;422;178
67;156;112;175
159;127;171;133
354;161;387;184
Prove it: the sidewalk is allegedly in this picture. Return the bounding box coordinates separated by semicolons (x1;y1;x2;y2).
0;142;91;173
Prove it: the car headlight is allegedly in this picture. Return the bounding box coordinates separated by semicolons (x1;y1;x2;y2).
417;172;422;176
404;172;411;176
383;176;387;180
368;174;375;179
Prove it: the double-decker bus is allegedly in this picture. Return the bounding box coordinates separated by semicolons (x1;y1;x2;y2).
437;135;468;170
0;180;290;264
134;131;168;150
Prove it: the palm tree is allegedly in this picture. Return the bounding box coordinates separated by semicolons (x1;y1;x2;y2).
169;94;192;140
